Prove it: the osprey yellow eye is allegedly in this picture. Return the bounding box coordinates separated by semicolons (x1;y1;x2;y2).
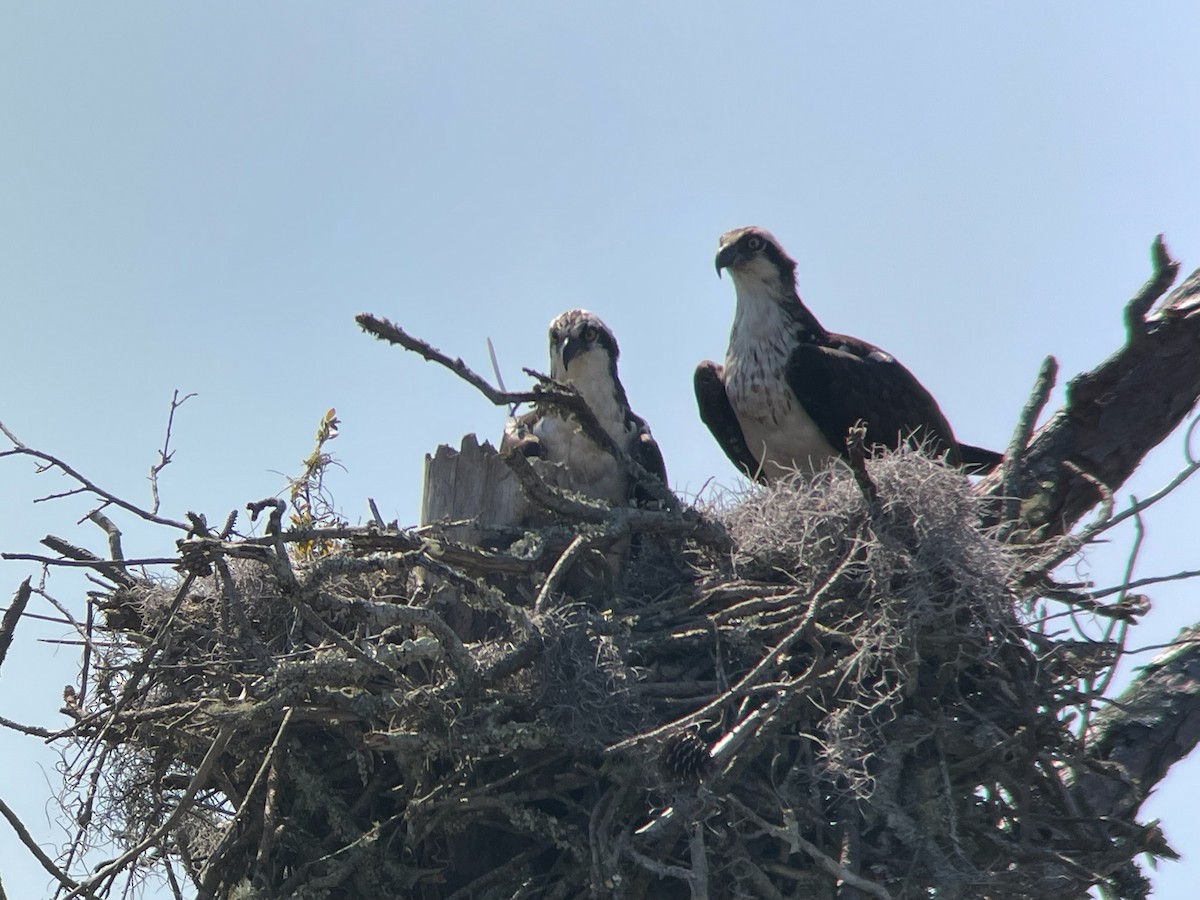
583;325;598;342
747;235;764;251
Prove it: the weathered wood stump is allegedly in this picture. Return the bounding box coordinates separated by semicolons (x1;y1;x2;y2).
420;434;524;542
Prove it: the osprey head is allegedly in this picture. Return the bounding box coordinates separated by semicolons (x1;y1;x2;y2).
715;226;797;292
548;309;619;381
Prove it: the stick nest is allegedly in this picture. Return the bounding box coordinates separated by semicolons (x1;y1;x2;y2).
63;449;1156;899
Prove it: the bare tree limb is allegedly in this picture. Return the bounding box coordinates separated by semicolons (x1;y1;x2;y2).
357;313;541;406
979;243;1200;540
1;550;171;575
0;424;190;531
1075;622;1200;822
0;714;54;738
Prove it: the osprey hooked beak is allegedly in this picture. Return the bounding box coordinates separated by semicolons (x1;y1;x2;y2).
560;334;586;371
714;241;747;277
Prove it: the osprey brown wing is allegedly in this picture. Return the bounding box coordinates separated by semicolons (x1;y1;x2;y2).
694;360;761;481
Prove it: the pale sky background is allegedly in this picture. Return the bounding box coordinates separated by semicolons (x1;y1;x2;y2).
2;4;1198;898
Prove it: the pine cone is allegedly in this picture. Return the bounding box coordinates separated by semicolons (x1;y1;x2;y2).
662;731;711;780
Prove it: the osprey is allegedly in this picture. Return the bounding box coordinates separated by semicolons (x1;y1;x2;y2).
504;309;668;505
694;226;1001;482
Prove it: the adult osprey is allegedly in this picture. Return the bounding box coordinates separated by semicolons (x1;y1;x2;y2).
694;226;1001;482
504;309;668;505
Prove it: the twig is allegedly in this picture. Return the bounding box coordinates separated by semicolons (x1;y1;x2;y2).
255;747;283;877
837;808;866;900
0;714;54;738
247;497;287;536
1186;413;1200;466
149;389;196;515
283;593;397;684
444;848;546;900
487;336;519;416
1080;454;1200;543
740;858;787;900
79;598;94;705
0;420;27;448
1086;568;1200;601
0;608;68;626
1000;356;1058;536
1036;583;1149;621
42;534;137;588
162;859;185;900
1083;504;1145;738
0;445;190;531
621;840;695;882
708;695;787;773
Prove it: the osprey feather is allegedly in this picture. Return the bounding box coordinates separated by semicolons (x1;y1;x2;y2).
503;310;668;505
694;226;1001;482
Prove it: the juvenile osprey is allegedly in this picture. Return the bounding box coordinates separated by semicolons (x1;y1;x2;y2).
504;309;668;505
695;226;1001;482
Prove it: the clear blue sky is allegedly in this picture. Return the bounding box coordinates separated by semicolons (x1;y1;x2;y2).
2;4;1198;897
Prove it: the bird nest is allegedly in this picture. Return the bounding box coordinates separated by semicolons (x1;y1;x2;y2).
59;448;1155;899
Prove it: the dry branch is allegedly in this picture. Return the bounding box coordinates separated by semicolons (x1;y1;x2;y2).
1078;623;1200;821
980;244;1200;540
0;423;190;531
